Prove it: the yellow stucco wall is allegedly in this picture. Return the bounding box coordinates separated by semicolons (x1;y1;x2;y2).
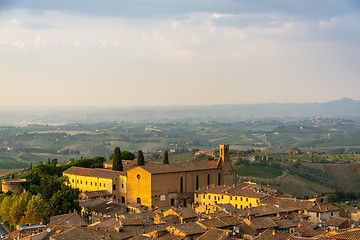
63;173;127;201
194;192;260;211
64;173;113;192
126;167;152;207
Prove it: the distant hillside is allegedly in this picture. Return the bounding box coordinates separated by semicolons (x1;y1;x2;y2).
1;98;360;125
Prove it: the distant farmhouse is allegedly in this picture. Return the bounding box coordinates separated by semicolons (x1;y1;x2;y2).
63;143;237;209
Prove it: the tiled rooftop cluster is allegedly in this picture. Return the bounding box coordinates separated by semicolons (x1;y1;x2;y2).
6;188;360;240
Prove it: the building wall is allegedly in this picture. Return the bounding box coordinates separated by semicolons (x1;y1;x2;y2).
126;167;152;207
64;173;113;195
351;212;360;222
117;175;127;202
1;180;26;194
151;169;222;208
194;192;260;212
308;210;339;222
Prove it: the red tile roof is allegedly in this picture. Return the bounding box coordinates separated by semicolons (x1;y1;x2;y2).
63;166;125;179
139;160;219;174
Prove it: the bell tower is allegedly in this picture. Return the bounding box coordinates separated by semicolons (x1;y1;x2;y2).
219;143;230;162
217;143;237;186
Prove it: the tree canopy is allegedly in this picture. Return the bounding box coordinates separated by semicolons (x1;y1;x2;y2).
163;150;169;164
137;150;145;166
112;147;123;171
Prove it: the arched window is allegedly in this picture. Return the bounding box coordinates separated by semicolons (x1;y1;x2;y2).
207;174;210;185
218;173;221;186
121;196;125;203
137;197;141;204
180;176;183;193
196;175;199;190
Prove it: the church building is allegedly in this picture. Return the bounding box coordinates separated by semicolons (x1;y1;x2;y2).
126;143;237;208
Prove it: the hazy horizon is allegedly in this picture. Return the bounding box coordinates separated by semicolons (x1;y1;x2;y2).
1;1;360;107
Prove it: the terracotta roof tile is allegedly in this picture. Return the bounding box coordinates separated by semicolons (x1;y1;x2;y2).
294;223;319;237
254;229;292;240
249;217;278;230
326;216;349;227
196;184;269;199
197;227;231;240
198;216;240;229
261;196;314;210
167;222;207;236
307;203;339;213
321;228;360;239
63;166;125;179
49;212;87;227
140;160;219;174
81;190;112;198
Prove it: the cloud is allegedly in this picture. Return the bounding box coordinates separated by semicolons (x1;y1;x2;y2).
212;13;234;19
318;18;337;29
20;22;53;29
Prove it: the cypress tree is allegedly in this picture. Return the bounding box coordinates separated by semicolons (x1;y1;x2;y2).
163;150;169;164
137;150;145;166
112;147;123;171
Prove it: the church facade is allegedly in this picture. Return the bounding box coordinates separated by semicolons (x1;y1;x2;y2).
126;144;237;208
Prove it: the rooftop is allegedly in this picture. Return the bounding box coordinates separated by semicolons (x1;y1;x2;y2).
139;160;219;174
63;166;126;179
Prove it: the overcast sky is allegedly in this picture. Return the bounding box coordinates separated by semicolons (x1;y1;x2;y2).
1;0;359;107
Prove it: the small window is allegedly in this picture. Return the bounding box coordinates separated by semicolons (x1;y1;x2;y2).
137;174;141;180
241;197;243;201
230;196;232;200
91;182;92;185
86;181;87;185
222;195;224;199
196;194;198;198
246;198;248;202
72;179;74;183
77;180;79;183
104;183;106;188
235;204;237;208
95;183;97;186
80;180;82;184
100;183;102;187
214;196;216;200
113;184;116;191
235;197;237;200
208;195;210;199
122;184;124;188
203;195;205;199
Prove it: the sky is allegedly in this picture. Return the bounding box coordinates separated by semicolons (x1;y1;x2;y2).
1;0;359;107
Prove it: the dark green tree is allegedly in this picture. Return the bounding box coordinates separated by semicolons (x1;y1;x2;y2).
121;151;136;160
112;147;123;171
137;150;145;166
43;184;80;222
51;159;58;165
163;150;169;164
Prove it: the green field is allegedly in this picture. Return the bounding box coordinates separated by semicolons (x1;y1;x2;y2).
236;165;283;179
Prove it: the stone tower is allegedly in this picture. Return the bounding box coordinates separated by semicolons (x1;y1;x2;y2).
217;143;237;186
